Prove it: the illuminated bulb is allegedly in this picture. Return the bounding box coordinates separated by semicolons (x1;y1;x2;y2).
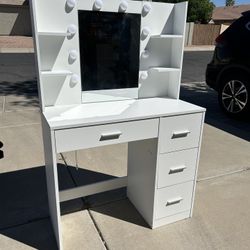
70;74;80;86
66;0;76;9
69;49;78;62
94;0;103;10
143;3;152;15
142;27;150;37
141;50;150;59
119;0;128;12
67;24;77;36
140;71;148;80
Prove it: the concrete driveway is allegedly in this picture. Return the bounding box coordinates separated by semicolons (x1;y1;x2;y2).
0;51;250;250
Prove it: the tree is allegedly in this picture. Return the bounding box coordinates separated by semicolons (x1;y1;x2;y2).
226;0;235;6
150;0;215;24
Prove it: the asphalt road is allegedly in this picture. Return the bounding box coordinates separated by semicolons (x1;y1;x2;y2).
0;51;213;85
0;51;249;141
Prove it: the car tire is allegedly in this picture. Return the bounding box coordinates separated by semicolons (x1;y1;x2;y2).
218;73;250;119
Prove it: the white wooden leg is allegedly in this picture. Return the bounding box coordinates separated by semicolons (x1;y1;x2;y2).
42;116;63;250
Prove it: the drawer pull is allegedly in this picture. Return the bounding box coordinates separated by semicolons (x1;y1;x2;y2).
172;130;190;139
169;165;187;174
100;131;122;141
166;197;183;206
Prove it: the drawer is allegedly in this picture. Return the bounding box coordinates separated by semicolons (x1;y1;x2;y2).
155;181;193;219
159;113;202;153
157;148;198;188
55;119;159;152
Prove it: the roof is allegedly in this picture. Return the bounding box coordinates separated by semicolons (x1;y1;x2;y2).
212;4;250;21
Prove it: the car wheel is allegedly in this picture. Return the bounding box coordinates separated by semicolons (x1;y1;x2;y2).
218;74;250;118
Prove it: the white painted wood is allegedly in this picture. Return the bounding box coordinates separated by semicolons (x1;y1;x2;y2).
55;118;159;153
41;115;63;249
59;176;127;202
127;139;158;226
157;148;198;188
38;31;69;36
155;181;194;220
30;2;206;248
151;35;183;39
159;113;203;153
152;210;190;229
44;98;205;130
41;70;73;76
190;112;205;217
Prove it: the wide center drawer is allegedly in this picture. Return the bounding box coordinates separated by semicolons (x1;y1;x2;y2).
55;119;159;153
159;113;203;153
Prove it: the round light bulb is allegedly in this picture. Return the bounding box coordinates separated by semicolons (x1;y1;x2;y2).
70;74;80;87
67;24;77;36
142;27;150;37
143;3;152;15
69;49;78;61
119;0;128;12
93;0;103;10
66;0;76;9
141;50;150;59
140;71;148;80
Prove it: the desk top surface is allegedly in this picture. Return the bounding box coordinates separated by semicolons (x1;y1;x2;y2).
43;98;205;130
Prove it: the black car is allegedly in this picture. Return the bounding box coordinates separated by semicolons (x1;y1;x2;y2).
206;11;250;118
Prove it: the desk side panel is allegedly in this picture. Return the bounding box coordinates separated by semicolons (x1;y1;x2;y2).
127;138;158;226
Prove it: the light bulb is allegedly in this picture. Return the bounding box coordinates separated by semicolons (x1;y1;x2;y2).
67;24;77;36
69;49;78;61
119;0;128;12
142;3;152;15
70;74;80;87
140;71;148;80
93;0;103;10
141;50;150;59
142;27;150;37
66;0;76;9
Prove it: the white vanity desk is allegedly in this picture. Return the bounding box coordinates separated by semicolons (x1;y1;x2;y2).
30;0;205;248
42;97;205;249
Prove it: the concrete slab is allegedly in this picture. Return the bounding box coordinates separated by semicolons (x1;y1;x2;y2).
0;164;82;230
0;124;44;172
0;218;57;250
63;144;127;178
0;96;4;112
0;110;41;128
90;171;250;250
5;94;39;111
61;144;127;207
198;124;250;179
62;211;105;250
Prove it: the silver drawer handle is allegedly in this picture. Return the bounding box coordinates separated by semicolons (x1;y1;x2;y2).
100;131;122;141
166;197;183;206
172;130;190;139
169;165;187;174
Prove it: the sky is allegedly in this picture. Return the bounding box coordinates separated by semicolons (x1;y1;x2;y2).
212;0;250;6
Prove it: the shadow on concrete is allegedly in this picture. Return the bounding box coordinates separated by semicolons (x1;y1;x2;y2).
90;198;149;228
0;164;84;249
180;82;250;142
0;0;32;36
0;164;133;248
0;81;39;108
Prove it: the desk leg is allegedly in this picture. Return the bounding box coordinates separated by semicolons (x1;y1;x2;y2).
42;118;63;250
